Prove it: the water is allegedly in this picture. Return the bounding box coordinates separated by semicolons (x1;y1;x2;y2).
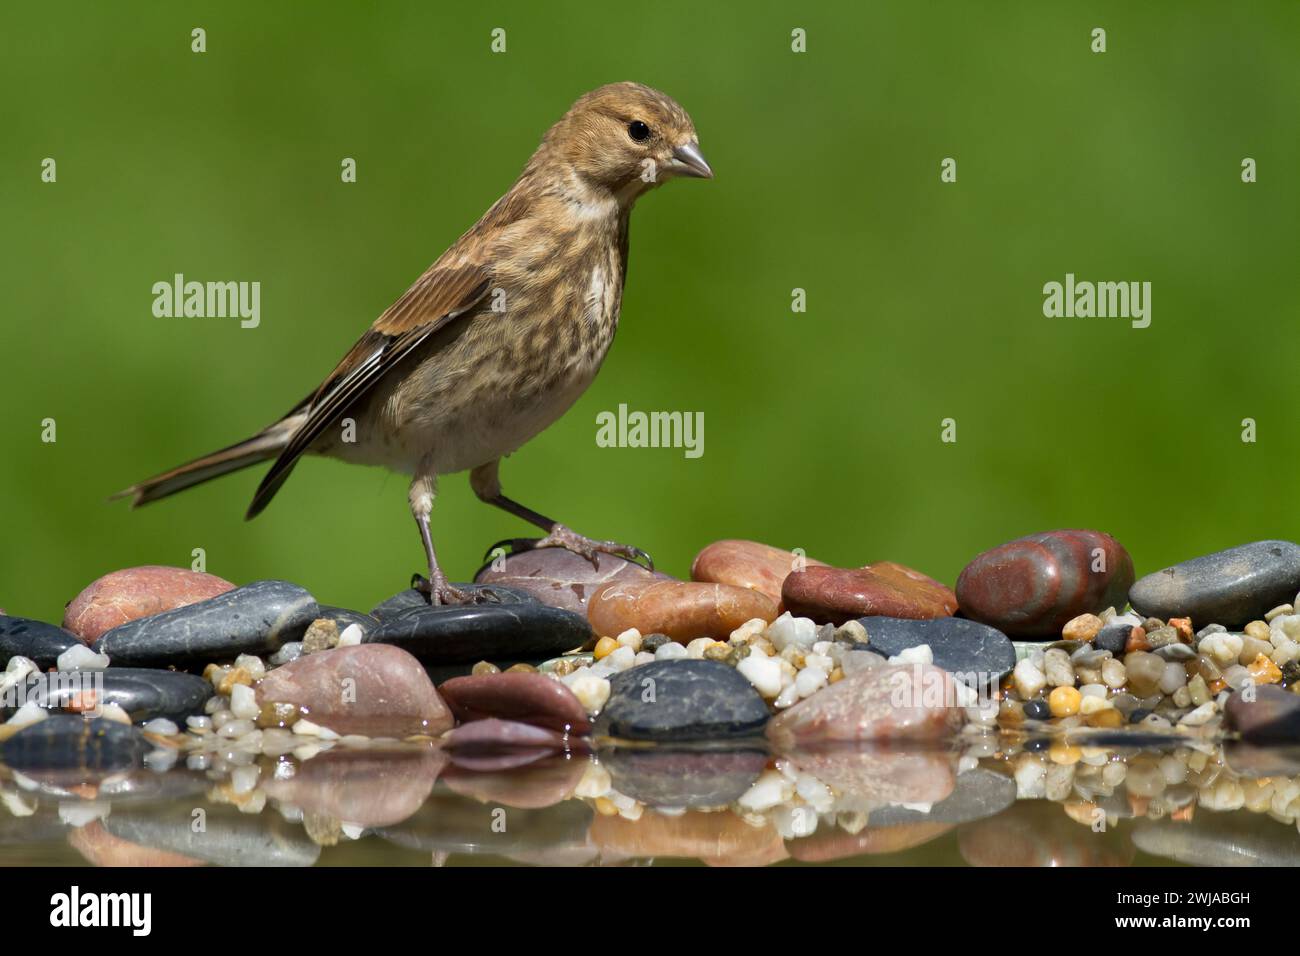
3;732;1294;866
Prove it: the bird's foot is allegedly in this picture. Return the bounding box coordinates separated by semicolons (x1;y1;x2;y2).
411;572;484;607
484;525;654;572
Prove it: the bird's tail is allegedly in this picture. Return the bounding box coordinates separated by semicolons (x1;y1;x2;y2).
111;426;294;509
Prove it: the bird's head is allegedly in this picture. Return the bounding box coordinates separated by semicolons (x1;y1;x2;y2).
542;82;712;204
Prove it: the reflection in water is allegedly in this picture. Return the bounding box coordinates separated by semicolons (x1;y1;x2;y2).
3;726;1300;867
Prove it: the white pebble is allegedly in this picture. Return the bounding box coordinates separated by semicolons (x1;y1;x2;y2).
337;624;363;647
773;680;800;709
55;645;110;671
230;683;259;721
766;612;818;651
233;654;267;680
654;642;688;661
737;770;794;812
565;672;611;714
1013;659;1047;699
888;644;933;666
633;652;655;666
615;628;642;651
794;666;828;699
605;646;636;671
736;655;783;698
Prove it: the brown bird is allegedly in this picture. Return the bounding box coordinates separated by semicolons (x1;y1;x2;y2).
114;82;712;605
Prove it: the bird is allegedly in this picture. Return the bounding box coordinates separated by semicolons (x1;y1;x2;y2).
114;82;712;606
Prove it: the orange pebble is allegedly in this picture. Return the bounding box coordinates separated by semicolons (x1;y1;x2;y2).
593;637;619;660
1048;685;1082;717
1248;653;1283;685
1125;626;1150;653
1169;618;1194;642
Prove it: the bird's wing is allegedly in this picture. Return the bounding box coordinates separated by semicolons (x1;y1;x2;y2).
245;262;491;518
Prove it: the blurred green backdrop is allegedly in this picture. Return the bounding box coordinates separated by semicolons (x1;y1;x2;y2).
2;1;1297;622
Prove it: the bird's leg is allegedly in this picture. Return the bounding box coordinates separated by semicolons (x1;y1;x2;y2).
409;467;475;605
470;460;654;570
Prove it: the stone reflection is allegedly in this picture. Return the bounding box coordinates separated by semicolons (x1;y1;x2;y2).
3;731;1300;866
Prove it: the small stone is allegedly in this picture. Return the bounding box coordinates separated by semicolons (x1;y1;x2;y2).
1094;623;1131;655
564;672;611;714
587;580;778;644
256;644;452;737
593;636;619;660
472;661;500;676
62;566;236;644
736;654;784;698
1062;613;1103;642
767;663;965;748
1043;648;1075;687
1023;698;1051;720
593;660;769;742
56;644;110;671
1048;686;1082;717
955;530;1135;637
781;561;957;625
438;671;591;734
1129;541;1300;629
302;618;340;654
1124;651;1167;697
690;539;826;606
93;580;319;668
1014;659;1047;699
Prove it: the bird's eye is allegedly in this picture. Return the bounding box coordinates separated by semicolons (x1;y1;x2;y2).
627;120;651;142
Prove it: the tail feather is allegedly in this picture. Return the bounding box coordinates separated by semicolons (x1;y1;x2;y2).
111;431;289;509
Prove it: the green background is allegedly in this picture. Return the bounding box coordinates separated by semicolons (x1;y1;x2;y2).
3;1;1297;623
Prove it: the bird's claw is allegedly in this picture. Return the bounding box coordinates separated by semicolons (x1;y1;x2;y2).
482;528;654;572
411;573;484;607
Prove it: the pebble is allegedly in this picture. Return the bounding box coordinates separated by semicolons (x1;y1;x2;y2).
4;668;213;723
102;803;319;867
365;601;592;675
850;616;1016;685
955;529;1134;637
587;580;779;643
438;672;592;734
1048;686;1081;717
62;565;236;644
781;561;957;625
255;644;453;737
767;663;965;749
1013;658;1047;698
473;548;669;614
593;660;770;742
55;644;110;671
93;580;318;668
1023;698;1051;720
1129;540;1300;629
690;539;826;606
0;616;82;670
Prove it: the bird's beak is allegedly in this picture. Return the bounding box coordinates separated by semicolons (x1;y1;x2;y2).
671;141;713;179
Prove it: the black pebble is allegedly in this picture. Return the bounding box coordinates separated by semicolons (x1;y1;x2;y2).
1023;698;1051;720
